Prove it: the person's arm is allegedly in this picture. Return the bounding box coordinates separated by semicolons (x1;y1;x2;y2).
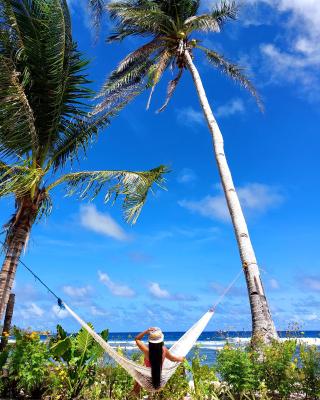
165;348;185;363
135;328;155;353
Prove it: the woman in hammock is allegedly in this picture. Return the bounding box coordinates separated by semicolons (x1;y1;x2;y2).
133;327;184;393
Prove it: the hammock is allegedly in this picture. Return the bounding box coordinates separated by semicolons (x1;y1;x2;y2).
63;302;214;392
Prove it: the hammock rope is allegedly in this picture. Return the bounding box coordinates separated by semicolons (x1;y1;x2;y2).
9;248;241;392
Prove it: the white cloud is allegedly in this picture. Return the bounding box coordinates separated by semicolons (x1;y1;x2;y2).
177;168;197;184
63;285;92;298
215;98;245;118
177;107;204;126
148;282;197;301
180;194;228;221
98;271;135;297
179;183;283;222
80;205;128;241
148;282;171;299
20;303;44;318
240;0;320;100
52;304;69;319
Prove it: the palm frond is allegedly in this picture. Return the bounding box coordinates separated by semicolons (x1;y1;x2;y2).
2;0;93;161
36;191;53;221
49;98;132;171
157;0;200;27
0;161;44;198
107;1;176;37
0;55;38;158
94;83;142;116
146;49;171;109
184;15;220;33
184;1;237;33
88;0;106;35
107;27;139;43
157;68;183;112
117;38;161;73
200;46;263;110
210;0;237;28
97;58;153;99
48;166;169;223
94;55;157;115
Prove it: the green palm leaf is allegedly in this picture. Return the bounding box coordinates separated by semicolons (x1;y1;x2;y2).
108;1;176;36
200;46;263;110
0;161;43;197
48;166;168;223
88;0;106;33
0;56;37;157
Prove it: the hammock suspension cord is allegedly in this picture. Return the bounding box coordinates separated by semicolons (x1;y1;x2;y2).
5;247;242;392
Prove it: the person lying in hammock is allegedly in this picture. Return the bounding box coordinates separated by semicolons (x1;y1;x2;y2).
133;327;185;392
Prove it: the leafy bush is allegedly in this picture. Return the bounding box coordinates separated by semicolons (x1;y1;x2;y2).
299;343;320;399
2;324;320;400
7;328;49;398
47;324;108;400
184;347;218;399
260;339;298;398
216;344;260;394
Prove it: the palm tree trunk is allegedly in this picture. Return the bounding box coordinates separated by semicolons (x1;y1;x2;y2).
184;50;278;344
0;195;39;320
0;293;15;351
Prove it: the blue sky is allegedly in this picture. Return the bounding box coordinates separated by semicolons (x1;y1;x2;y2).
1;0;320;333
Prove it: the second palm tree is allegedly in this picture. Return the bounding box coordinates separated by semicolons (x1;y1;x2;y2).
95;0;278;344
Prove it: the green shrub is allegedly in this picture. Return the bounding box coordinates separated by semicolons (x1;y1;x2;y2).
152;364;189;400
216;344;260;394
183;348;218;399
47;324;108;400
260;339;298;398
7;328;49;397
299;343;320;399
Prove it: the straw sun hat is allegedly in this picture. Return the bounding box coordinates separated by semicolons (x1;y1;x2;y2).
148;327;164;344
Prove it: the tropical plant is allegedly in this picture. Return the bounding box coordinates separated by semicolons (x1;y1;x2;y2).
299;343;320;399
216;343;260;394
49;324;109;399
0;0;167;318
6;328;50;398
93;0;277;343
260;339;299;398
184;348;218;399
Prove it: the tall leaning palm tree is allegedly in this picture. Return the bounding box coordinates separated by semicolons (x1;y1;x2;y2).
94;0;278;343
0;0;167;320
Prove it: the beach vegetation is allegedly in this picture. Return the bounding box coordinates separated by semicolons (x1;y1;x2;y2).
0;327;319;399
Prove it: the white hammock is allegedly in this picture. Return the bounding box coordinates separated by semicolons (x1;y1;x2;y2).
63;302;214;392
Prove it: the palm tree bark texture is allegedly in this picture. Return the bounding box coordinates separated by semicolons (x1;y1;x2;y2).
0;293;15;351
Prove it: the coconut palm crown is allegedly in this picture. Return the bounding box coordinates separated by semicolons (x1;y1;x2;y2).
0;0;167;318
95;0;261;113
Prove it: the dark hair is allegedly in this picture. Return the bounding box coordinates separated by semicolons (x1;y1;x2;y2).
149;342;163;389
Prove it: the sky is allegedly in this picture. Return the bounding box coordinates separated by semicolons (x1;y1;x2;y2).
1;0;320;333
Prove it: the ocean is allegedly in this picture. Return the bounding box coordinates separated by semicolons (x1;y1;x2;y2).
106;331;320;365
9;330;320;366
